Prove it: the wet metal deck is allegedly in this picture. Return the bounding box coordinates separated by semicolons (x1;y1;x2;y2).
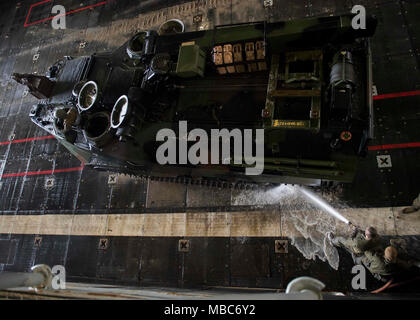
0;0;419;292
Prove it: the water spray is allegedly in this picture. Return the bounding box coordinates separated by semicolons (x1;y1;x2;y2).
267;184;344;269
297;186;351;225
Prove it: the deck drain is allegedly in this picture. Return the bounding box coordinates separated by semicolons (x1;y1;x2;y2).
108;174;118;185
45;177;55;189
275;240;288;253
34;237;42;248
263;0;273;7
178;239;190;252
98;238;109;250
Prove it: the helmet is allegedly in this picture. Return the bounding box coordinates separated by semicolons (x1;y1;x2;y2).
365;226;377;239
384;246;398;263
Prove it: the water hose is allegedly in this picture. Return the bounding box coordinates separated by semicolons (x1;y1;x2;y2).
371;276;420;293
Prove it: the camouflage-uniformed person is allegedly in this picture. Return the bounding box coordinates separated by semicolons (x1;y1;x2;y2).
328;226;382;259
362;246;414;282
54;107;79;133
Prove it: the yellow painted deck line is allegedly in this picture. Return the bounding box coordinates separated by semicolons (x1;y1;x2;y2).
0;207;417;237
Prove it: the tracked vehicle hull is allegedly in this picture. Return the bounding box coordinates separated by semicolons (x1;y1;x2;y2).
23;14;377;188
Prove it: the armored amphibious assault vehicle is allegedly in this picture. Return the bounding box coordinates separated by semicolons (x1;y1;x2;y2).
17;14;377;188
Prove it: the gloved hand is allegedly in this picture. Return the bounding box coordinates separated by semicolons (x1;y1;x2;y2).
348;223;362;239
